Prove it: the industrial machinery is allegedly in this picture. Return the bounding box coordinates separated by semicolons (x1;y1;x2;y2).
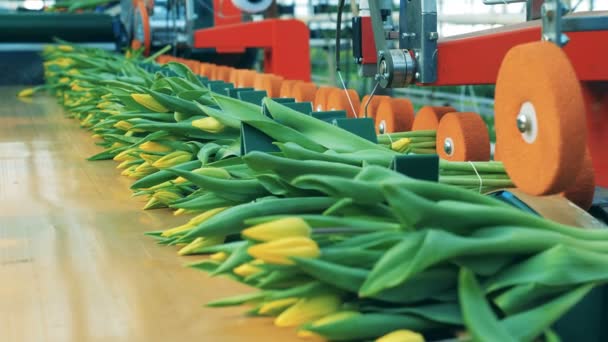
123;0;311;80
352;0;608;190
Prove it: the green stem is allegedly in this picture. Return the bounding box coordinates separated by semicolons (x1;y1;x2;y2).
376;130;436;144
410;141;436;149
440;160;506;173
439;176;513;187
409;148;436;154
144;45;172;63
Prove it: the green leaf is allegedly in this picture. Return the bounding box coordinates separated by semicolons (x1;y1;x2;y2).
205;291;266;307
486;245;608;291
303;313;442;341
264;98;391;153
243;152;361;181
458;268;517;342
501;284;593;342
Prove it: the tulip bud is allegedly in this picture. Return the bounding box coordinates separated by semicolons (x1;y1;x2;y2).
210;251;229;262
192;117;226;133
376;330;425;342
131;93;169;113
242;217;311;242
152;190;182;205
178;236;225;256
139;141;172;153
274;294;341;327
297;311;361;338
17;88;35;98
258;297;299;316
391;138;412;153
58;45;74;52
233;262;263;277
173;167;231;184
152;151;192;169
114;120;134;132
139;153;163;165
247;237;320;265
113;148;138;161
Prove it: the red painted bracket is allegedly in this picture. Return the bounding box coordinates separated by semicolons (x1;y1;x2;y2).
361;17;377;64
213;0;241;27
193;19;311;82
434;21;608;86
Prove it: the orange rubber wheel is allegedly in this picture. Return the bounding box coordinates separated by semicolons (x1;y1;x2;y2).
313;87;336;111
265;75;284;98
186;60;200;74
360;95;390;120
436;112;491;161
412;106;456;131
198;63;210;77
495;41;587;195
375;98;415;134
279;80;298;98
292;82;317;103
156;55;169;64
237;70;257;88
326;88;361;118
254;74;283;98
228;68;241;85
561;150;595;210
253;73;266;91
213;66;229;82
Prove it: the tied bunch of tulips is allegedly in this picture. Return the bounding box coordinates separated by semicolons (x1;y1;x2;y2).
35;44;608;341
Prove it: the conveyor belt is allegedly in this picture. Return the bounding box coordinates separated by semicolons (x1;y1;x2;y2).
0;86;313;341
0;13;115;43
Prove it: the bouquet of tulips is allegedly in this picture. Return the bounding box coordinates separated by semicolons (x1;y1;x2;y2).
33;44;607;342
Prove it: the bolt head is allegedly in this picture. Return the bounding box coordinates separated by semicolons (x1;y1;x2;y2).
517;113;529;133
443;139;453;155
378;121;386;134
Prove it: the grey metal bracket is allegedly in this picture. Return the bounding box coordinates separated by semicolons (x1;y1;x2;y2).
541;0;570;47
399;0;437;84
368;0;434;87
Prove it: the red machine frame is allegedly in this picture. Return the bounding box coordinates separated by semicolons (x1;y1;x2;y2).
193;19;311;82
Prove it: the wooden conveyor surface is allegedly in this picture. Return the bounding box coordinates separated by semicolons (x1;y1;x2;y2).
0;86;313;342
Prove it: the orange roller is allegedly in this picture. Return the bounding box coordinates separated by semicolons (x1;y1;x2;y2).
186;60;200;74
375;98;415;133
495;41;587;196
254;74;284;98
237;70;257;88
200;63;215;79
561;151;595;210
313;87;336;111
292;82;317;103
412;106;456;131
253;74;266;90
436;112;491;161
279;80;298;98
360;95;389;120
156;55;169;64
215;66;232;82
228;68;241;85
326;88;361;118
